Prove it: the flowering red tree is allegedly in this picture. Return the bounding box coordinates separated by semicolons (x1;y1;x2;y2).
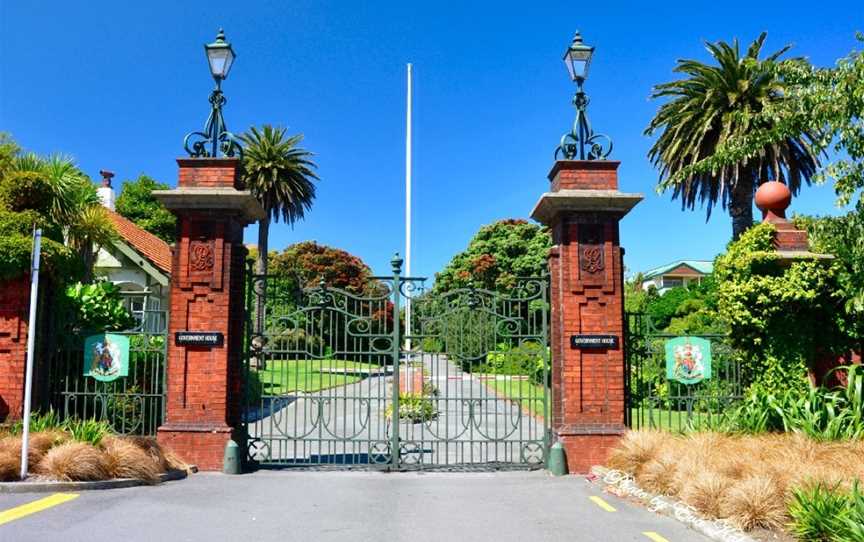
270;241;376;294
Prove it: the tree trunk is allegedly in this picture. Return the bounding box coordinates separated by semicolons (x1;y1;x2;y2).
253;216;270;369
729;177;756;241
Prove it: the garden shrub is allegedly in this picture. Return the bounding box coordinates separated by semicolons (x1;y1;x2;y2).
714;223;855;395
482;342;546;384
63;281;136;331
386;394;437;423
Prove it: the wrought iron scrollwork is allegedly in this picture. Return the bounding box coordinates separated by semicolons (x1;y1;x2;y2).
555;82;613;161
183;85;243;158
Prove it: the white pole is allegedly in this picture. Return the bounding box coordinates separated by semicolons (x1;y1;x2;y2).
20;228;42;480
405;63;413;355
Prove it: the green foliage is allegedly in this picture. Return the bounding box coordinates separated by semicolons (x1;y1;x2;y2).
797;204;864;325
789;483;860;542
434;219;550;293
64;281;135;331
386;394;438;423
646;32;819;239
115;175;176;242
663;34;864;214
714;223;855;395
717;365;864;440
62;417;112;445
0;170;54;212
8;410;112;445
482;342;546;385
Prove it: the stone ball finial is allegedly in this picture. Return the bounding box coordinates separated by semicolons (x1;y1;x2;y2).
755;181;792;222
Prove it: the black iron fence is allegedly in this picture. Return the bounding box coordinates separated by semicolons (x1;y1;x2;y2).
42;307;168;436
625;312;744;432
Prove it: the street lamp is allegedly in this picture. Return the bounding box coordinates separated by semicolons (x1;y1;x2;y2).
555;31;612;161
184;29;242;158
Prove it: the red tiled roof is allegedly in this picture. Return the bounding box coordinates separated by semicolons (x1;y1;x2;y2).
106;211;172;274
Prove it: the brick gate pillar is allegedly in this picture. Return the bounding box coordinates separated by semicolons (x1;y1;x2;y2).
531;160;642;473
154;158;264;470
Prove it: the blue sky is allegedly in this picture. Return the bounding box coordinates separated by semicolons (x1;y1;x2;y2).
1;1;861;280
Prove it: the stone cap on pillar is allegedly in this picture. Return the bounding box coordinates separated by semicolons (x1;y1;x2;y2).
755;181;833;263
153;157;266;222
532;160;642;225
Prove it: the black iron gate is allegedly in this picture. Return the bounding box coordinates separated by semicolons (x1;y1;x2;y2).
625;312;743;431
242;256;550;470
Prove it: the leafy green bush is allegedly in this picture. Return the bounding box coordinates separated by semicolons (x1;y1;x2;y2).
64;281;135;331
789;482;864;542
482;342;546;384
714;223;856;395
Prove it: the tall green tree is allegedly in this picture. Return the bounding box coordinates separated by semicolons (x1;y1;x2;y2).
115;175;177;242
240;125;318;276
646;33;820;240
435;219;550;293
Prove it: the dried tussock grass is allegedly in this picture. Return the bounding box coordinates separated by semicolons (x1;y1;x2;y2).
37;441;111;481
0;432;69;481
609;430;864;533
101;436;161;483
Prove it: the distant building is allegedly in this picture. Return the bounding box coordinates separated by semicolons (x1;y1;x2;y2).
92;170;172;329
639;260;713;294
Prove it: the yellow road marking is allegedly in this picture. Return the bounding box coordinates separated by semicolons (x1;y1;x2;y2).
643;532;671;542
0;493;79;526
589;495;617;512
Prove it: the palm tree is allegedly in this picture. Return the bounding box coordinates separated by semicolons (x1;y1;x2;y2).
645;33;820;240
9;153;116;281
240;125;318;277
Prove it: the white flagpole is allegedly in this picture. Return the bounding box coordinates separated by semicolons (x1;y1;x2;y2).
20;227;42;480
405;63;413;355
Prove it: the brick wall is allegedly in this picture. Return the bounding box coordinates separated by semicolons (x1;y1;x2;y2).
176;158;243;190
0;275;30;421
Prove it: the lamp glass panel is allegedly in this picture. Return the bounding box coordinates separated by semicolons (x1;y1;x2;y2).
207;48;235;79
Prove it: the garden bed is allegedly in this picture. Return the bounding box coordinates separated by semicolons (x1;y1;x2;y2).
606;430;864;539
0;413;189;485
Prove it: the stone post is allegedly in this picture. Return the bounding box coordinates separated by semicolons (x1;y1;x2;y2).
154;157;264;470
531;160;642;473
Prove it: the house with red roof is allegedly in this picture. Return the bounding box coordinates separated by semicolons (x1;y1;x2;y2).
92;171;172;328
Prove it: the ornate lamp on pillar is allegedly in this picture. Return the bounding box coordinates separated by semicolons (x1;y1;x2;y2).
532;31;643;474
155;30;265;471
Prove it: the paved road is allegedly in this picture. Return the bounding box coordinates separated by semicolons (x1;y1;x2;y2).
248;354;547;466
0;471;710;542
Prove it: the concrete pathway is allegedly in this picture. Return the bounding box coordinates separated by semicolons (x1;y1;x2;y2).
247;354;546;467
0;471;712;542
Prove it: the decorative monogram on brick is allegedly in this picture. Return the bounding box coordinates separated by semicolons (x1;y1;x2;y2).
579;224;605;275
189;241;215;272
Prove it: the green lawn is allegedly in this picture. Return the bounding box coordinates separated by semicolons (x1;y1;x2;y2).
484;379;548;418
254;359;385;394
628;407;716;431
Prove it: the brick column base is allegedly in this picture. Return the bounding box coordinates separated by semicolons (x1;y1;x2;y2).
0;275;30;421
559;431;626;473
157;424;234;471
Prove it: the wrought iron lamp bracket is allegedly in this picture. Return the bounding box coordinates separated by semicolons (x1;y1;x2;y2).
184;83;243;158
554;81;613;161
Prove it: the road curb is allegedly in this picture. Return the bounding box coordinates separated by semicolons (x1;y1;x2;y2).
590;466;756;542
0;468;192;494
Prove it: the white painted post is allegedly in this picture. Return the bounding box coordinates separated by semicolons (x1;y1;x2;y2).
20;228;42;480
404;63;413;357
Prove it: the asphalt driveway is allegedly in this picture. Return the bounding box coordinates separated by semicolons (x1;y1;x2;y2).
0;470;711;542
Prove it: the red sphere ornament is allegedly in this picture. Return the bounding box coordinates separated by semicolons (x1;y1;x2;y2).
755;181;792;222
